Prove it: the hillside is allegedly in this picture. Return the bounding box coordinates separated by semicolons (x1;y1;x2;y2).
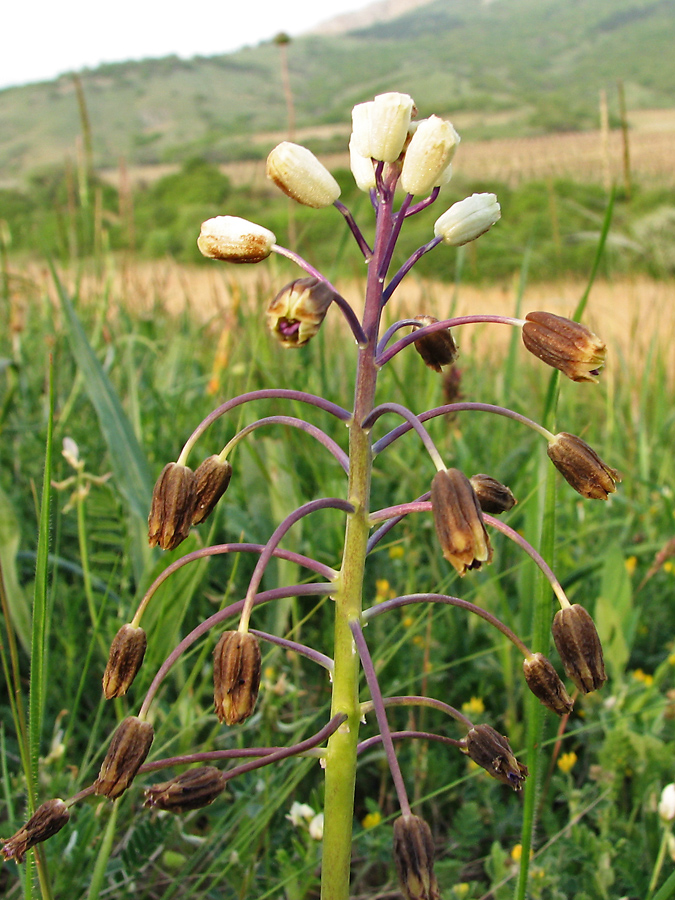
0;0;673;184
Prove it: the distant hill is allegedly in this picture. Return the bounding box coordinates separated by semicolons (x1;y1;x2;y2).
0;0;673;185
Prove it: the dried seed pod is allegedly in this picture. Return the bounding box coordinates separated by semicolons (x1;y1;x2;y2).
393;814;440;900
463;724;528;791
192;456;233;525
431;468;493;575
1;799;70;863
144;766;227;813
412;315;459;372
522;311;607;382
213;631;262;725
552;604;607;694
266;277;336;348
94;716;154;800
547;433;620;500
102;624;147;699
522;652;574;716
148;462;198;550
469;474;516;515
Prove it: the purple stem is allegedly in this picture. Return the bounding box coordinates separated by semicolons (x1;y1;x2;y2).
378;193;413;280
334;200;373;259
224;415;349;474
361;402;444;470
350;619;411;816
403;186;441;218
376;314;524;365
369;499;431;523
376;318;437;358
366;491;430;554
138;582;336;717
363;592;531;658
271;244;367;346
372;401;552;456
240;497;354;631
358;730;463;754
361;694;474;730
381;235;442;306
249;628;333;672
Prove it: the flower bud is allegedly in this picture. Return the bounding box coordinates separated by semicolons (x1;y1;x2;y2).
266;277;336;348
1;799;70;863
400;115;460;196
102;624;147;699
522;311;607;382
431;468;493;575
148;462;197;550
144;766;227;813
463;724;528;791
192;456;233;525
349;136;376;192
552;604;607;694
659;784;675;822
392;814;439;900
351;93;414;162
522;652;574;716
213;631;262;725
547;432;620;500
197;216;276;263
94;716;154;800
469;474;516;515
434;193;501;246
266;142;341;208
412;315;458;372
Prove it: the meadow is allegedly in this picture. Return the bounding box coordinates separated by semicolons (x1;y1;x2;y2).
1;125;675;900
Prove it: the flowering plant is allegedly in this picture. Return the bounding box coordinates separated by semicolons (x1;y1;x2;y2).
3;91;617;899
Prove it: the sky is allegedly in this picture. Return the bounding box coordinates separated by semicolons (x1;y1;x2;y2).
1;0;370;91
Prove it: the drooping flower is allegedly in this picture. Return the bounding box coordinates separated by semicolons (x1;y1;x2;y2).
434;193;501;246
266;142;341;208
522;311;607;382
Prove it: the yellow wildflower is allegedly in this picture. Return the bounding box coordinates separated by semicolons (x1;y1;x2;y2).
361;811;382;829
461;696;485;717
389;545;405;560
452;884;470;899
664;561;675;574
632;668;654;687
375;579;391;603
402;615;414;628
625;555;637;575
557;751;578;773
412;635;426;647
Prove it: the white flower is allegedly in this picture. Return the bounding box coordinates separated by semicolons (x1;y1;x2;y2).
434;193;501;246
400;116;460;196
286;801;315;827
351;92;414;162
197;216;276;263
349;137;376;192
660;784;675;822
308;813;324;841
266;142;341;208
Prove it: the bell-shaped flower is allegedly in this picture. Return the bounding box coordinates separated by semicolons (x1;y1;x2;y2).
198;216;276;263
351;92;414;162
400;116;460;196
349;136;376;192
434;193;501;246
266;142;341;208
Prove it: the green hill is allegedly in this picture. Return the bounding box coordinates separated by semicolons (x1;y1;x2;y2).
0;0;673;183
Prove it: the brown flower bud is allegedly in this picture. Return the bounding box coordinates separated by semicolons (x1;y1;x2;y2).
148;462;198;550
266;277;336;348
1;799;70;863
463;724;528;791
522;652;574;716
431;468;493;575
522;311;607;382
469;474;516;515
392;814;439;900
144;766;227;813
412;315;459;372
102;624;147;699
94;716;154;800
192;456;233;525
552;604;607;694
547;433;620;500
213;631;262;725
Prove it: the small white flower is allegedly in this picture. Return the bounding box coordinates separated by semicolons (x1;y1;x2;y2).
351;100;374;157
308;813;324;841
351;92;414;162
266;142;341;208
287;801;315;827
434;193;501;246
197;216;276;263
400;116;460;196
62;437;81;470
349;137;376;192
660;784;675;822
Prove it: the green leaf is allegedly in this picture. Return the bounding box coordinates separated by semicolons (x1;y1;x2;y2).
0;482;30;651
594;543;635;681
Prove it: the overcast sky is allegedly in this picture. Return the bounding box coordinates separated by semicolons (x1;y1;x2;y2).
1;0;370;91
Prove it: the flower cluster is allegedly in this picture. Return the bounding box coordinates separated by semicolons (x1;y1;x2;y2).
3;92;618;900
